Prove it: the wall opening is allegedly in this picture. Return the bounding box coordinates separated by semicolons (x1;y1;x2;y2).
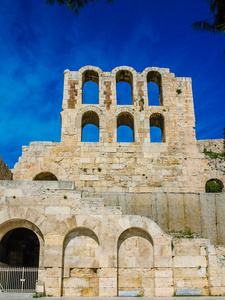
82;111;99;142
117;112;134;142
33;172;58;181
116;70;133;105
117;227;154;297
205;179;224;193
0;228;40;267
82;70;99;104
62;227;99;297
147;71;162;106
150;113;165;142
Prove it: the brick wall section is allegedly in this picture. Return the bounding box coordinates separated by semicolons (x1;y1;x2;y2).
0;156;12;180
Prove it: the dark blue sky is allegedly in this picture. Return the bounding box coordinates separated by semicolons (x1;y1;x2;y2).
0;0;224;168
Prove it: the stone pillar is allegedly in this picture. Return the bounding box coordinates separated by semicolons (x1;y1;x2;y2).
43;232;64;297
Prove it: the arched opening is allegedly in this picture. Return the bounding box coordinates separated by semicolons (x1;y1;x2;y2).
205;179;224;193
150;113;165;142
82;111;99;142
147;71;162;106
117;228;154;297
62;227;99;297
116;70;133;105
82;70;99;104
117;112;134;142
33;172;58;181
0;228;40;267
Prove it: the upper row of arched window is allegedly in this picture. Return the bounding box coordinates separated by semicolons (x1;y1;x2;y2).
82;70;163;106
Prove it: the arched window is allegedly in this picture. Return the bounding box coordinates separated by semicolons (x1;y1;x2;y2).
147;71;162;106
117;228;154;296
205;179;224;193
82;111;99;142
0;228;40;267
33;172;58;181
150;113;165;142
82;70;99;104
117;112;134;142
116;70;133;105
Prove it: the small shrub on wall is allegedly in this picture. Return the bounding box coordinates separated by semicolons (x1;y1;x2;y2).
206;180;222;193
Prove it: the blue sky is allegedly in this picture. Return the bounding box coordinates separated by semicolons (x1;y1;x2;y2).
0;0;224;168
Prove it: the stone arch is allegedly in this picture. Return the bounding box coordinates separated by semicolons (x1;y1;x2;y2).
150;113;165;142
112;66;137;106
79;65;103;76
81;110;100;142
205;178;224;193
116;216;172;297
117;227;154;296
75;106;103;142
62;227;100;297
117;112;134;142
57;215;102;240
82;69;99;105
0;217;45;267
116;215;171;244
23;162;68;181
33;172;58;181
147;71;162;106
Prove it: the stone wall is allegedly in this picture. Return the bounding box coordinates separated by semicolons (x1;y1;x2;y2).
0;157;12;180
0;181;225;296
197;139;224;153
13;66;222;194
85;191;225;245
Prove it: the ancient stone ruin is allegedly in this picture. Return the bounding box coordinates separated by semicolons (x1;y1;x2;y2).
0;66;224;296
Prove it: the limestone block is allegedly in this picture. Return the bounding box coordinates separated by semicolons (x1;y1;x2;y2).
173;239;204;256
208;255;218;267
154;287;173;296
98;268;117;278
154;256;172;268
173;256;207;268
209;277;221;287
99;277;117;288
210;287;225;296
63;287;82;297
63;277;89;288
173;267;206;278
155;277;173;288
144;287;155;296
99;286;117;297
155;268;172;278
45;206;70;215
82;287;99;296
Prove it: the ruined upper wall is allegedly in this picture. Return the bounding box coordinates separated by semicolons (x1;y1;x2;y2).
0;157;12;180
197;139;224;153
12;66;225;193
61;66;197;149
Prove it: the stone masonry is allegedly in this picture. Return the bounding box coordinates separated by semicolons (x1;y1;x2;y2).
0;66;225;297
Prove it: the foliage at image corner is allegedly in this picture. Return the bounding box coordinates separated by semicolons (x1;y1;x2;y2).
46;0;113;15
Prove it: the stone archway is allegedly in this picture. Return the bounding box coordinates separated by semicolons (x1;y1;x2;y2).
117;227;154;297
0;228;40;267
62;227;100;297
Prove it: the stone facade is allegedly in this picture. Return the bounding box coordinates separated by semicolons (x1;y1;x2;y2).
0;66;225;296
13;66;225;193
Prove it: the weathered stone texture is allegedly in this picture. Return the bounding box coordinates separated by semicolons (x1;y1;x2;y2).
0;66;225;297
0;157;12;180
197;139;224;153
